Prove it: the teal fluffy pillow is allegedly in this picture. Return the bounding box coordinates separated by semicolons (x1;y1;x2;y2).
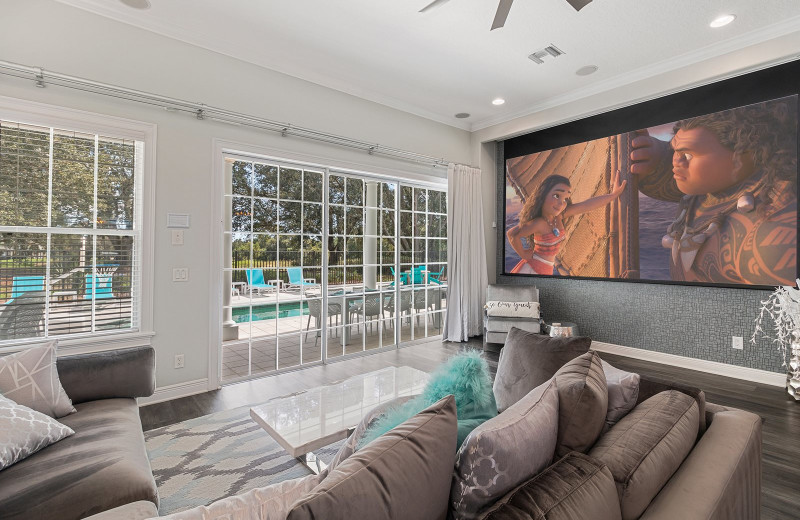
359;351;497;449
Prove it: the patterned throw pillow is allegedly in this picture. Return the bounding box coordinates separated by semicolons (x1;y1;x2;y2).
0;341;75;418
0;394;74;471
450;379;560;520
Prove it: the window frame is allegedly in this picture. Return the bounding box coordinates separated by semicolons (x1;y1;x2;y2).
0;96;156;354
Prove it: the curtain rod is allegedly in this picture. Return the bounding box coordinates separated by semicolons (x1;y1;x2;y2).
0;60;457;169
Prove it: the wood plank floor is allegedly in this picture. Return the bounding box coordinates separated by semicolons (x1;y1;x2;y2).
139;338;800;519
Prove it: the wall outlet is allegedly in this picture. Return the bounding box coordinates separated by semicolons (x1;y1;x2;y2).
732;336;743;350
172;267;189;282
171;229;184;246
174;354;185;369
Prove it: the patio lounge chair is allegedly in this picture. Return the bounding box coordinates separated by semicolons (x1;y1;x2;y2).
8;275;45;304
286;267;317;292
245;269;275;296
410;266;427;285
84;273;114;299
0;291;46;340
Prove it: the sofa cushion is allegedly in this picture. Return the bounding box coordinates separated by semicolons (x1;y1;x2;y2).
493;327;592;412
477;452;621;520
637;376;706;437
287;395;457;520
601;360;640;432
590;390;699;520
0;398;158;520
0;341;75;418
554;351;607;457
0;394;74;471
451;380;559;520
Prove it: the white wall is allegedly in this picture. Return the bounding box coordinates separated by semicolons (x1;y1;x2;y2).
0;0;471;389
471;31;800;283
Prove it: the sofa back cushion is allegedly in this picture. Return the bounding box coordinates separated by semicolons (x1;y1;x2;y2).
554;351;607;457
287;395;458;520
477;452;621;520
493;327;592;412
450;380;559;520
590;390;699;520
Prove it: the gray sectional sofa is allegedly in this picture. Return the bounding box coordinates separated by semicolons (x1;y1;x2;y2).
97;347;761;520
0;346;158;520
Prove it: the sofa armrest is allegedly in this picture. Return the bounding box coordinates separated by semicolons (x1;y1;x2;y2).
82;501;158;520
638;408;762;520
57;346;156;404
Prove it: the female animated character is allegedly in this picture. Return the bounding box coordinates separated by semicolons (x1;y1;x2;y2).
507;171;627;274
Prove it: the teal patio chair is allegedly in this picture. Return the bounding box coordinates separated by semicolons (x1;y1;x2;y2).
389;267;408;287
428;267;445;284
410;266;427;285
286;267;317;291
245;269;275;295
84;273;114;299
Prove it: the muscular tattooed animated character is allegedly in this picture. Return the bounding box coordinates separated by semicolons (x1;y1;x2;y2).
631;99;798;285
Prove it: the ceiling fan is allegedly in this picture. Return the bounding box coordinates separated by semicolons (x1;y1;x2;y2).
419;0;593;30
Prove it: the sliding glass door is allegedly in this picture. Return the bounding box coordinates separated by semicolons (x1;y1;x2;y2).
221;155;446;383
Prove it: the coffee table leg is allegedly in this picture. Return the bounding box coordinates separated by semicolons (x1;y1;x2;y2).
299;451;328;475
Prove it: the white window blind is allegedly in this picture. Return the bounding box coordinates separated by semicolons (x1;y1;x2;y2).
0;119;143;343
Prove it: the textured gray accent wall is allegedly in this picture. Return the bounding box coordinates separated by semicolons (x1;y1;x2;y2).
495;142;784;374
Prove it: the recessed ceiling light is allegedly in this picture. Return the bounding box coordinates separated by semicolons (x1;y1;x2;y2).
454;113;470;119
492;98;506;106
710;14;736;28
576;65;598;76
119;0;151;9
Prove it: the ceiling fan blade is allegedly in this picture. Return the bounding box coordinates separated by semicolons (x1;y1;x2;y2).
419;0;451;13
491;0;514;30
565;0;592;11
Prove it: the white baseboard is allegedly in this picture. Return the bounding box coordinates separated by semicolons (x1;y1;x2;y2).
591;341;786;387
137;378;212;406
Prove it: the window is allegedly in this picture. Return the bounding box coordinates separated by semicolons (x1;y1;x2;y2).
0;110;150;346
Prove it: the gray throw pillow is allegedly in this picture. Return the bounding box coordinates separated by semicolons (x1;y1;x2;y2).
0;341;75;418
288;395;458;520
493;327;591;412
0;394;74;470
554;351;607;457
601;360;640;431
451;379;559;520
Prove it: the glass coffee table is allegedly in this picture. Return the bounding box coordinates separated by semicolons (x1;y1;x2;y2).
250;366;429;474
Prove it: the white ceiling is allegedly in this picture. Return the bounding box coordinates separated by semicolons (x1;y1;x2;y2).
56;0;800;131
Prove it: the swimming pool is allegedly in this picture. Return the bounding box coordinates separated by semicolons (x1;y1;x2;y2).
232;302;309;323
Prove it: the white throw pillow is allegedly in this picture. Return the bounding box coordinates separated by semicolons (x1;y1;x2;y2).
485;301;540;318
0;341;75;418
602;359;640;430
0;394;74;471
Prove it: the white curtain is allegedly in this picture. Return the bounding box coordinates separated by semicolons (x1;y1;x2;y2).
444;163;488;342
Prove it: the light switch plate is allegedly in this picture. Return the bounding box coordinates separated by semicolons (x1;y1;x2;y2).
172;267;189;282
171;229;184;245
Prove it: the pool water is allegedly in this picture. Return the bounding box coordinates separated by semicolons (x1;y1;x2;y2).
232;302;309;323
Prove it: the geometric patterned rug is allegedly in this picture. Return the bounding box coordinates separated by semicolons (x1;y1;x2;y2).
145;406;342;515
